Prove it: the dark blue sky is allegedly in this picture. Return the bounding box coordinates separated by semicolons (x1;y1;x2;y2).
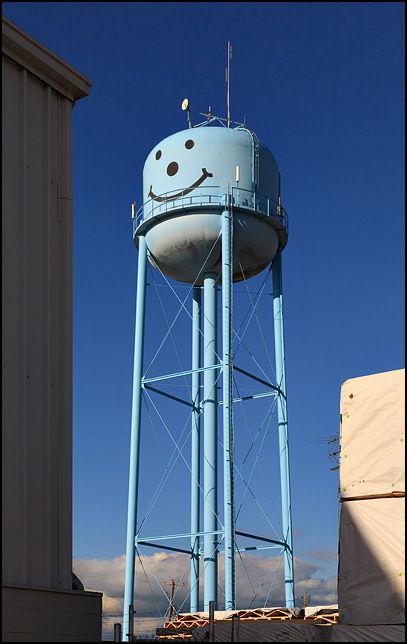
4;0;404;601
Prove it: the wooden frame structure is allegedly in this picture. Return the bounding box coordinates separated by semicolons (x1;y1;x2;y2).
156;606;339;639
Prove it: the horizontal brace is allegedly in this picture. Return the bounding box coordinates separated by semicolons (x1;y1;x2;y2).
239;544;283;552
142;364;222;384
136;541;191;555
137;542;281;556
218;390;278;405
233;365;285;398
235;530;286;548
136;529;224;544
143;384;199;410
136;532;289;551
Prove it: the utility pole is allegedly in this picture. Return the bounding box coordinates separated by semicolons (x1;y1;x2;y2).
163;580;185;622
302;592;311;608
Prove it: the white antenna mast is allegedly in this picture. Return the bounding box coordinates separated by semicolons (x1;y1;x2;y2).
226;41;232;128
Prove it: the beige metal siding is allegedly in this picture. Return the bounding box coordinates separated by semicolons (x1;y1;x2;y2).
2;586;103;642
2;17;99;642
3;53;74;590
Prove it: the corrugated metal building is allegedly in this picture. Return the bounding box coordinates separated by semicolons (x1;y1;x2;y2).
2;17;102;642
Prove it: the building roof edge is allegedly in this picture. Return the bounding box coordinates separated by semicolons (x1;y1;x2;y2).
2;16;92;101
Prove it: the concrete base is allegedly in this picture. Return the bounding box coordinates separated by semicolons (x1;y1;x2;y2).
2;585;102;642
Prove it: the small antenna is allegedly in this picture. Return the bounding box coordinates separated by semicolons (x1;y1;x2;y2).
226;41;232;128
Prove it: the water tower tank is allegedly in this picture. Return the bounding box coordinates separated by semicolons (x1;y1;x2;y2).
134;126;288;284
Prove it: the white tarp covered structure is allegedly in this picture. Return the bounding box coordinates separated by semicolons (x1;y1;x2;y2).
304;605;338;617
338;369;405;625
192;621;331;642
192;621;405;642
338;497;405;624
339;369;404;498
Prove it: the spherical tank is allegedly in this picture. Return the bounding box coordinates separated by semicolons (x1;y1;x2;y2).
135;126;287;284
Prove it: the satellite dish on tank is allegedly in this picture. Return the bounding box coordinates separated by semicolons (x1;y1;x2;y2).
181;98;192;128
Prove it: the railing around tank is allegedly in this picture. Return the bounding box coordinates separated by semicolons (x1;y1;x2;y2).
133;185;288;236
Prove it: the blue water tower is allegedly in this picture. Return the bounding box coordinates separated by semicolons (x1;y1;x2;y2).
123;111;294;635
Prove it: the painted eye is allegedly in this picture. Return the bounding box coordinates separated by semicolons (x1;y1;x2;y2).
155;150;162;160
185;139;194;150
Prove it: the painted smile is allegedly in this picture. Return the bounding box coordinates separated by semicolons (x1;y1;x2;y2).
148;168;213;202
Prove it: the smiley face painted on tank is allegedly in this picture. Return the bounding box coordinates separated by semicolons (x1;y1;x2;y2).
148;137;213;203
143;127;275;210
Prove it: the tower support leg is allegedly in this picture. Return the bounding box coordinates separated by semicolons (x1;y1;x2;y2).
123;235;148;639
203;274;218;610
222;205;236;610
272;249;295;607
190;286;201;612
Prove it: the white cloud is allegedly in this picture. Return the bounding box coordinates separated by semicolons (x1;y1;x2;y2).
74;551;337;640
305;548;338;562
